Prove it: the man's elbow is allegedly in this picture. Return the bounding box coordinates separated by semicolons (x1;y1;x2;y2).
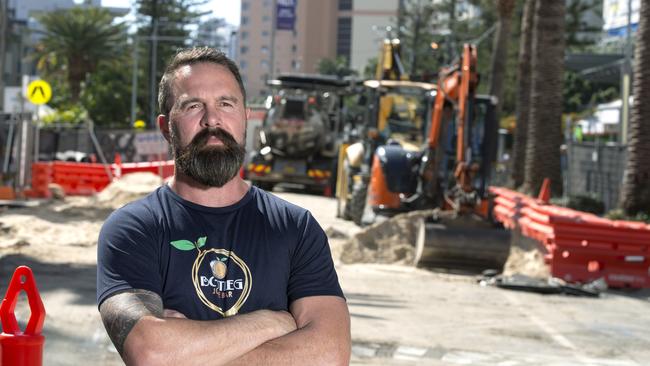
121;319;172;366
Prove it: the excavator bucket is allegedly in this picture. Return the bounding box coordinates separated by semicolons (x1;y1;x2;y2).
414;210;511;272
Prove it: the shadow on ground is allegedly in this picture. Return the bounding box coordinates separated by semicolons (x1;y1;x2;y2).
0;253;97;307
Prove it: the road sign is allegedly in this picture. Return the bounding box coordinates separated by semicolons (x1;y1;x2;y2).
26;80;52;105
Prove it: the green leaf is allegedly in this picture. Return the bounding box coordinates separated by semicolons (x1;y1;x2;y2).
170;240;196;251
196;237;207;248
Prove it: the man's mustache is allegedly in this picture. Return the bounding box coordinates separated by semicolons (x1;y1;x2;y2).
190;127;239;148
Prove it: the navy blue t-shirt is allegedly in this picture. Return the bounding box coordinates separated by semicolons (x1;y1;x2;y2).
96;185;344;319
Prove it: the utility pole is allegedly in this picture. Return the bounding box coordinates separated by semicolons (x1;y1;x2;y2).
149;0;159;128
620;0;633;145
269;0;277;79
131;35;139;126
0;0;7;112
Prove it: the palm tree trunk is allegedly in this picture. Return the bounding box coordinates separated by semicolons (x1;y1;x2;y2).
488;0;515;133
522;0;565;196
511;0;535;188
621;0;650;215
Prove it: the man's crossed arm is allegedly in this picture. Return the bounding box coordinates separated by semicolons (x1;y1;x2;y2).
99;289;351;365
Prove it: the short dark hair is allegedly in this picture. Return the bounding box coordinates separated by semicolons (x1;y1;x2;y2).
158;47;246;116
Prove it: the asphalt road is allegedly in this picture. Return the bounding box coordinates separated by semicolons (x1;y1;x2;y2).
1;188;649;365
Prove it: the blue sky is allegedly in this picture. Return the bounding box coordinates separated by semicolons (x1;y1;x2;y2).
100;0;241;26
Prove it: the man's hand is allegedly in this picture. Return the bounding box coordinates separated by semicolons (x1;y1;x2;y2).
99;290;297;366
228;296;351;365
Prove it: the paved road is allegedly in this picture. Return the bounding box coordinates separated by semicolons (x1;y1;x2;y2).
275;190;650;366
1;189;649;365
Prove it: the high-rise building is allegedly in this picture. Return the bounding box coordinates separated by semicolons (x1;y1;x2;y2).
336;0;399;74
237;0;338;100
237;0;400;100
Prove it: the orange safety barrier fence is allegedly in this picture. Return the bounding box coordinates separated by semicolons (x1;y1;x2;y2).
26;160;175;198
489;181;650;288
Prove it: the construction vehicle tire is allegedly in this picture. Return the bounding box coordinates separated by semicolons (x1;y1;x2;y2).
252;181;274;192
349;181;368;226
341;197;352;220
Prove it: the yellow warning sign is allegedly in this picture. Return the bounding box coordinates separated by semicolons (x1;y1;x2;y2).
26;80;52;105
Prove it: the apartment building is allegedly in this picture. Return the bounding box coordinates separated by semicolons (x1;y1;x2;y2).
237;0;399;100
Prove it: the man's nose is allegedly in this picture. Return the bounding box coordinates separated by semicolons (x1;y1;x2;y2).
200;106;221;128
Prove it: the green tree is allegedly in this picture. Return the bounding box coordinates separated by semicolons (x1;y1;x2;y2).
35;7;126;102
135;0;209;124
397;0;436;80
317;56;357;78
565;0;603;52
620;0;650;216
523;0;566;196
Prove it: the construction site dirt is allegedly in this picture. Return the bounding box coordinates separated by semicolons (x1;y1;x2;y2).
1;175;649;365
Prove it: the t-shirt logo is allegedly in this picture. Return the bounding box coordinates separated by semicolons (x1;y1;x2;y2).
170;236;252;317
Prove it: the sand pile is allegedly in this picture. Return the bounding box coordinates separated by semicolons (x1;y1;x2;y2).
96;172;164;209
340;209;435;265
502;229;550;279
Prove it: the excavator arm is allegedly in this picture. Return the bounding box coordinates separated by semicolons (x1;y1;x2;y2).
424;44;479;209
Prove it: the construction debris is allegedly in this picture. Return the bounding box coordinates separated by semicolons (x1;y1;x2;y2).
478;273;606;297
340;210;435;265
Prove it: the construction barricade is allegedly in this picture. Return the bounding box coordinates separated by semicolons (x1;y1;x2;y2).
0;266;46;366
489;184;650;288
26;159;175;198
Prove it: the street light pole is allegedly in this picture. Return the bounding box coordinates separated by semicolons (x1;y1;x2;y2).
149;17;158;127
620;0;633;145
131;35;139;126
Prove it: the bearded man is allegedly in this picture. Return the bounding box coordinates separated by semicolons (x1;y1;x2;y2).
96;47;351;366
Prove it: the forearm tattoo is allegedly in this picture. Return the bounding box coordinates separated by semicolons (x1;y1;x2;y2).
99;289;164;356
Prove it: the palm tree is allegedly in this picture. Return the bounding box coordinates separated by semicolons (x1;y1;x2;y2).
522;0;565;196
488;0;515;126
511;0;535;188
620;0;650;215
35;7;126;101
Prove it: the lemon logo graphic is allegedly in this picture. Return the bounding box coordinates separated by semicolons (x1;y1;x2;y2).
170;237;251;317
210;259;227;279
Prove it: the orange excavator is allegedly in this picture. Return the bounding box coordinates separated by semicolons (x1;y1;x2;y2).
336;38;508;271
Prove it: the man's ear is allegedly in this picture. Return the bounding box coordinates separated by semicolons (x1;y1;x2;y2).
158;115;171;142
245;107;251;121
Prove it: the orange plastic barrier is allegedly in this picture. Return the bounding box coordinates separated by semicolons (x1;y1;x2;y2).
489;185;650;288
0;266;46;366
27;160;175;197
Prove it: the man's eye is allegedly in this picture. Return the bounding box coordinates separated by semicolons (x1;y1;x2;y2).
187;103;202;110
220;102;233;108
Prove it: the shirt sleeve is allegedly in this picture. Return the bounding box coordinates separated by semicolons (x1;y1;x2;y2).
96;204;163;308
287;211;344;303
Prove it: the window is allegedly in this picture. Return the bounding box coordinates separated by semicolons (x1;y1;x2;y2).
241;16;249;25
261;60;269;69
262;15;270;22
240;46;248;54
339;0;352;11
240;60;248;70
336;17;352;60
242;2;250;11
241;31;248;40
262;30;269;37
261;46;269;54
291;44;297;53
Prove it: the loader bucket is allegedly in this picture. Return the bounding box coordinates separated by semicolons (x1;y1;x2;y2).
414;211;511;272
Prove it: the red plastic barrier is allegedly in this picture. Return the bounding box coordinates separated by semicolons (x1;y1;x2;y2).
489;184;650;288
27;160;175;197
0;266;46;366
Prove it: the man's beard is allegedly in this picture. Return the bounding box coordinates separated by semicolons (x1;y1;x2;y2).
170;124;246;188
